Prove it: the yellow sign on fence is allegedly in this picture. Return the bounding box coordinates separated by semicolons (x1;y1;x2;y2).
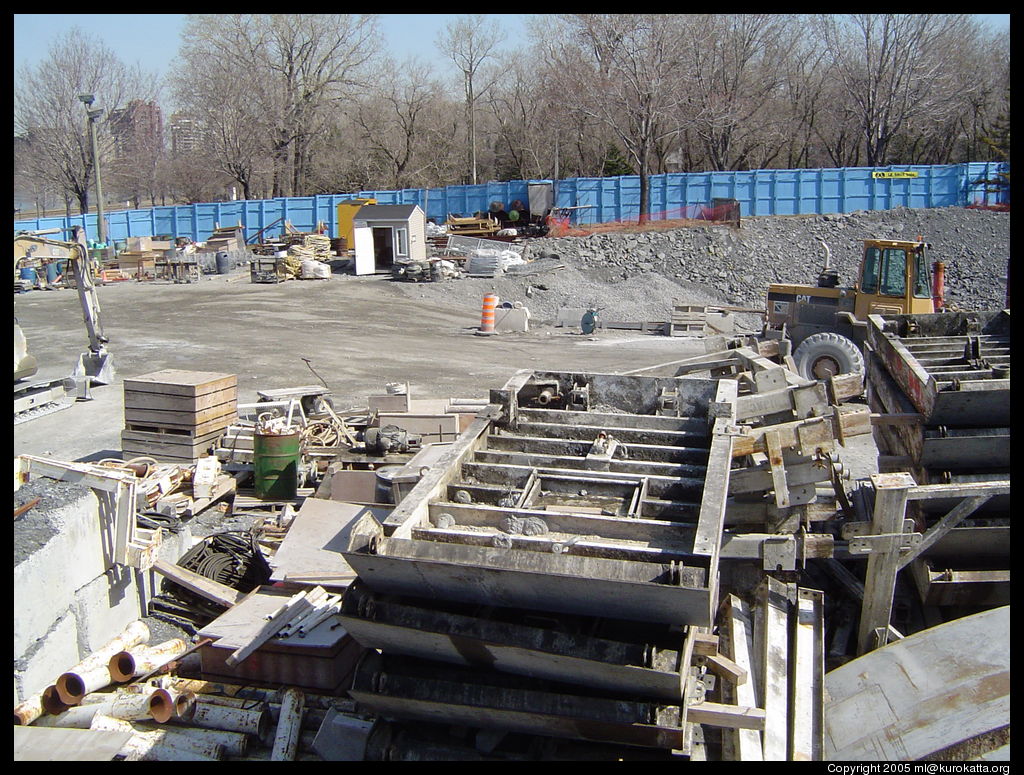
872;171;919;179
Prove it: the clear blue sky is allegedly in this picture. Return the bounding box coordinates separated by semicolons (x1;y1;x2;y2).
13;13;1010;106
13;14;530;97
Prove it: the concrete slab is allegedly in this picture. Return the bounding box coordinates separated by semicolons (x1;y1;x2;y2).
14;485;105;654
72;567;146;655
14;612;80;703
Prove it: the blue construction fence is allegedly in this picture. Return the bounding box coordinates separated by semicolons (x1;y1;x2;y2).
13;162;1009;245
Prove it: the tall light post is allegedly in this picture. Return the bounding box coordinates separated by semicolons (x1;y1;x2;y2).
78;94;107;246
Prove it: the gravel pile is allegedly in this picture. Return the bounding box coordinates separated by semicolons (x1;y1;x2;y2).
395;206;1009;324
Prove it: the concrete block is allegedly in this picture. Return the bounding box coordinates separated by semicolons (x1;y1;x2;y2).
13;490;106;655
72;567;147;655
494;306;530;333
14;612;81;703
312;708;375;761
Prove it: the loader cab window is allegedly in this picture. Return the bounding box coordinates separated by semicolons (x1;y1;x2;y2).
861;247;881;294
913;250;932;298
862;247;907;297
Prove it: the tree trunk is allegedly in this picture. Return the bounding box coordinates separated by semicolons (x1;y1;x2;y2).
638;144;650;224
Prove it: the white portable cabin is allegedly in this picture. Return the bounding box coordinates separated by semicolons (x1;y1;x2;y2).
352;204;427;275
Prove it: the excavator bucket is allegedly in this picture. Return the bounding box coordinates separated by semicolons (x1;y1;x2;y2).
73;348;115;387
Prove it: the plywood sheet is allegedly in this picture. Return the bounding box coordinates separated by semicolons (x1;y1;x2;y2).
269;499;389;584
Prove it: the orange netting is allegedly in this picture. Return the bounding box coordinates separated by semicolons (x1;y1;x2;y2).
545;202;740;238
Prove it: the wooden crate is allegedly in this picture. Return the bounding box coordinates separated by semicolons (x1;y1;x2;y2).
123;370;237;462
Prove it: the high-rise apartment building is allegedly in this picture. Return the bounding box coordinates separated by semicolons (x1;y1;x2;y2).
169;113;203;156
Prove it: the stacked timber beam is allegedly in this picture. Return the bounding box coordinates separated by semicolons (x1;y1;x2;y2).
864;310;1010;610
122;370;237;464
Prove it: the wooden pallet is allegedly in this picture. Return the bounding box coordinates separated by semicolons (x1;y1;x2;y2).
669;305;709;336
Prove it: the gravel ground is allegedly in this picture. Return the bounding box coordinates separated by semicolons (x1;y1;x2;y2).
394;207;1010;323
13;478;94;566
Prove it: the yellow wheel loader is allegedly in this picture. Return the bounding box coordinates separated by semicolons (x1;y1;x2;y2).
766;238;938;380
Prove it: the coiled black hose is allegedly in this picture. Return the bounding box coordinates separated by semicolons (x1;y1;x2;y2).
149;530;272;628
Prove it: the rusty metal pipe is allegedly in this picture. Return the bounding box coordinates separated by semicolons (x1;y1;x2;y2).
41;685;70;715
108;638;188;683
148;687;196;723
190;700;271;739
270;687;305;761
33;688;161;728
13;693;47;726
55;620;150;705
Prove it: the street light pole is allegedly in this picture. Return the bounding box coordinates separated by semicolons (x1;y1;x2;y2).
78;94;107;246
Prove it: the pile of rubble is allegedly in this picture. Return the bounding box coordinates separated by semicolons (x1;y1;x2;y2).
394;207;1009;325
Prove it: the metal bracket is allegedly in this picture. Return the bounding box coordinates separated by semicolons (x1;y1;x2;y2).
762;536;797;571
847;532;922;555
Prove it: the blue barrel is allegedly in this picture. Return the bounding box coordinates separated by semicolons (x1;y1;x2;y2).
19;267;37;284
215;251;231;274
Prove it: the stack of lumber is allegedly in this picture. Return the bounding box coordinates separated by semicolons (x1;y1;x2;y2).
204;226;244;253
121;370;238;464
284;233;332;261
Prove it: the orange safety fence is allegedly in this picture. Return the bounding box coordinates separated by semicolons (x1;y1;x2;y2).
545;202;741;238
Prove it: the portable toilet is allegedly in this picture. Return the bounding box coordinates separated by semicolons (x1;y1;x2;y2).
336;198;376;252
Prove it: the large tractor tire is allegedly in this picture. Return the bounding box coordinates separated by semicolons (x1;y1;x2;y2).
793;332;864;381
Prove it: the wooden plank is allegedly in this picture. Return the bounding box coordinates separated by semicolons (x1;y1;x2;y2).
705;652;747;685
121;427;225;446
123;387;237;412
125;414;235;437
123;370;237;397
692;632;719;656
761;577;791;761
123;403;238;429
152;558;245;607
722;594;763;761
731;406;872;458
691;379;737;566
687;701;766;731
224;593;316;667
790;588;824;761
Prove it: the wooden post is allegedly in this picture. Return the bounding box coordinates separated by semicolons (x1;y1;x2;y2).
857;472;915;655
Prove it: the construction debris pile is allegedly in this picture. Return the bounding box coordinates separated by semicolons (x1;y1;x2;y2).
12;198;1011;761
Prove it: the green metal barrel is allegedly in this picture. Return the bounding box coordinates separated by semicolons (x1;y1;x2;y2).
253;430;301;500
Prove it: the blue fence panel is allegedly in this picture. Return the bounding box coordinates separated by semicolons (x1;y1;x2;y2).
15;162;1009;240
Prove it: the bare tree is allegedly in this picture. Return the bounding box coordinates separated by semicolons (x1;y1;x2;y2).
437;16;505;185
547;14;690;221
350;57;443;189
173;14;379;198
170;31;271;200
681;14;798;170
15;26;155;215
816;14;978;167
